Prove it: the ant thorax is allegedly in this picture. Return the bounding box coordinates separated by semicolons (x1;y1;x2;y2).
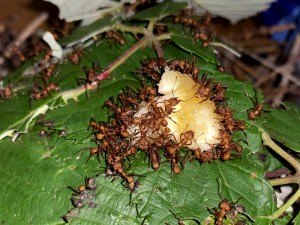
127;70;224;151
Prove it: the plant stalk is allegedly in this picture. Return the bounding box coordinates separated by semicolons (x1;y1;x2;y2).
96;36;150;81
268;176;300;186
266;188;300;220
114;23;148;35
260;127;300;220
260;128;300;173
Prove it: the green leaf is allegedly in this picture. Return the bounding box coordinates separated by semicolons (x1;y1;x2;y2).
273;212;294;225
129;150;275;225
42;74;140;143
293;212;300;224
0;128;143;225
262;102;300;152
0;95;51;141
129;1;187;20
0;133;83;224
170;33;217;64
0;3;280;224
0;34;147;142
59;17;113;47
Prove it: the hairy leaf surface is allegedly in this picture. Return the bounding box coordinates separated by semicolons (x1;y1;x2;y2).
262;102;300;152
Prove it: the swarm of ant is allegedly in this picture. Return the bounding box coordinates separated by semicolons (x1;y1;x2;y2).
80;57;245;192
173;9;212;47
30;51;61;101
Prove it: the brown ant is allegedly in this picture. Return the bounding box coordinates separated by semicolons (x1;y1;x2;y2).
170;59;199;80
248;103;263;121
208;199;232;225
245;90;264;120
173;8;198;28
11;44;26;62
141;57;166;81
30;83;60;101
80;62;101;86
197;73;214;99
108;157;137;191
67;177;97;209
209;197;250;225
149;147;160;170
212;83;226;102
42;63;57;83
153;24;168;35
76;145;105;163
39;51;53;70
69;48;84;65
217;65;225;73
0;86;12;99
198;149;216;163
106;31;125;45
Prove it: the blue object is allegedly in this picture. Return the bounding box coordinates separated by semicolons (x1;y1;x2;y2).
260;0;300;45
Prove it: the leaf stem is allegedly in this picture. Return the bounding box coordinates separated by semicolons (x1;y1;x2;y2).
268;176;300;186
96;36;150;80
147;19;156;32
114;23;148;35
157;33;171;41
260;127;300;173
259;127;300;220
265;188;300;220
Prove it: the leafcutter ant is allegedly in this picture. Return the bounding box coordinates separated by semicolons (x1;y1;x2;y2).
69;47;84;65
244;89;264;120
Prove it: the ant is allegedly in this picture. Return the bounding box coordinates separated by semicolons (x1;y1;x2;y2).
173;8;198;28
80;62;102;86
209;198;250;225
76;145;106;163
148;147;160;170
0;86;12;99
68;176;97;194
208;199;233;225
248;102;263;120
69;48;84;65
39;50;53;70
141;57;166;81
106;31;125;45
217;65;225;73
30;83;60;101
42;62;59;83
108;157;137;191
198;149;216;163
11;44;26;62
67;177;97;209
244;89;264;120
